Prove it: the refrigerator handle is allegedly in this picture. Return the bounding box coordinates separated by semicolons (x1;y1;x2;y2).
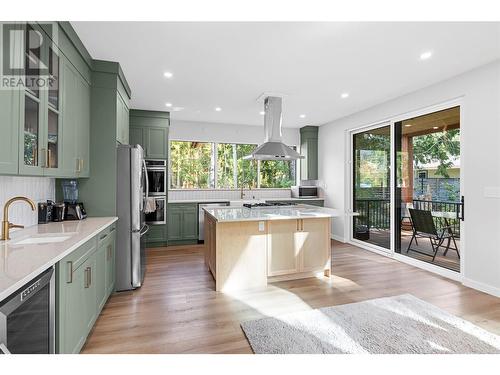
142;158;149;209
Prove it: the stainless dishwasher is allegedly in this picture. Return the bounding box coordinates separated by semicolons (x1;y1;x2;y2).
198;202;229;242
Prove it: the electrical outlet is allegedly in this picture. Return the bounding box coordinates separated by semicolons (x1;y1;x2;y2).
258;221;265;232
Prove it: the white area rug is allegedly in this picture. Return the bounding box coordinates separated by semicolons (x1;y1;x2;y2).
240;294;500;354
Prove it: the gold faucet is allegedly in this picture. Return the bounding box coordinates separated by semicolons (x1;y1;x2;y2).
2;196;36;241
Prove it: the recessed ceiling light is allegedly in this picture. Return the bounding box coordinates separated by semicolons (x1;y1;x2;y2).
433;126;439;130
299;114;306;118
340;93;349;99
404;124;412;127
259;111;265;115
420;51;432;60
165;102;172;107
163;71;173;78
215;107;222;112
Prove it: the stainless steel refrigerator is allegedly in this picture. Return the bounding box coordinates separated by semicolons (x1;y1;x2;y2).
115;144;150;291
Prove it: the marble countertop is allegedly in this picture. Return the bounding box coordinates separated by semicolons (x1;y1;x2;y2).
203;204;343;222
169;197;325;204
0;217;118;302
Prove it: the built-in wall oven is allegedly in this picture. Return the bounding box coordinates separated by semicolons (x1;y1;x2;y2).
145;159;167;196
145;160;167;225
0;267;55;354
145;196;166;224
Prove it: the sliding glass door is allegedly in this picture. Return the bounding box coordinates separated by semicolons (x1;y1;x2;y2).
395;106;461;272
352;125;391;251
350;105;462;274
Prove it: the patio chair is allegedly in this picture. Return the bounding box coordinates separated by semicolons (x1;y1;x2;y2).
407;208;460;262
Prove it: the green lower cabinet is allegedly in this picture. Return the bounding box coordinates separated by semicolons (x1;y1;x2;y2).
106;231;116;296
56;224;116;354
167;203;199;245
96;229;116;310
56;260;87;354
145;224;168;247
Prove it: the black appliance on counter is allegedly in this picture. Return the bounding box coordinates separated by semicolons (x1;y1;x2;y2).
52;203;65;222
0;267;55;354
61;180;87;220
38;201;54;224
64;202;87;221
291;185;319;198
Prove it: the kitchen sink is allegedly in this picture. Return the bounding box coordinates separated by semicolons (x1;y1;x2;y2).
12;233;77;245
229;199;266;206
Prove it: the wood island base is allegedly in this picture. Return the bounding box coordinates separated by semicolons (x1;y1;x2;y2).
204;213;331;292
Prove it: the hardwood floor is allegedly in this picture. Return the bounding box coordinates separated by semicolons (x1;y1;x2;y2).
81;241;500;354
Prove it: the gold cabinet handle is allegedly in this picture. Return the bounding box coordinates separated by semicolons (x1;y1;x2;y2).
76;158;80;173
80;159;84;172
66;261;73;283
107;244;112;261
84;267;92;288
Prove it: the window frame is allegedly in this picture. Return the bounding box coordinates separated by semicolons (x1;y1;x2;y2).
168;140;298;190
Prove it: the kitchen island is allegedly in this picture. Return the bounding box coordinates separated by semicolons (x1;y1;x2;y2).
204;204;340;292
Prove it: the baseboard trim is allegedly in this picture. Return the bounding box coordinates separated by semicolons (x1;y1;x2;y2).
462;278;500;298
332;234;345;242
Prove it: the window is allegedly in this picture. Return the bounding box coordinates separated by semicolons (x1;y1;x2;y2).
170;141;297;189
260;160;296;188
217;143;258;188
170;141;213;189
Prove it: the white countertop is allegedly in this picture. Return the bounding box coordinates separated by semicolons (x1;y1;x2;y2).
203;204;343;222
169;197;325;204
0;217;118;302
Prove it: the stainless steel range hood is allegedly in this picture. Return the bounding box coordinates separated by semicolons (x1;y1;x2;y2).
243;96;304;160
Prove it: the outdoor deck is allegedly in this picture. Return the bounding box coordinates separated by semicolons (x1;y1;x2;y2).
362;229;460;272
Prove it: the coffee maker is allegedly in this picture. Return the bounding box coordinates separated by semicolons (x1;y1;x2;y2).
61;180;87;220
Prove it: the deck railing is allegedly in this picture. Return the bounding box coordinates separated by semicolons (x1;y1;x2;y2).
354;198;461;236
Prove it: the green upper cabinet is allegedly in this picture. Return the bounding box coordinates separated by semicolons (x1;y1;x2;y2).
0;22;92;178
59;55;91;177
116;91;129;145
129;110;170;159
300;126;319;181
0;23;22;175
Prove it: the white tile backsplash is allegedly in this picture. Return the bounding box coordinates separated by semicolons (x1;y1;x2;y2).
0;176;55;228
168;188;291;201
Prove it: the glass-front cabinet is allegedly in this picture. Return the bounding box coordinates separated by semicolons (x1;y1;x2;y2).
20;22;61;175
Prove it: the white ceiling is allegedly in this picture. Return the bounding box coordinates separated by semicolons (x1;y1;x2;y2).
72;22;500;128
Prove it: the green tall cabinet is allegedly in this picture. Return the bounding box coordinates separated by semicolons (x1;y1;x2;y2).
77;60;132;217
129;110;170;247
300;126;319;181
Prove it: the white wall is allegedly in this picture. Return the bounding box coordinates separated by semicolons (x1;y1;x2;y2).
0;176;55;228
318;60;500;296
170;119;300;146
